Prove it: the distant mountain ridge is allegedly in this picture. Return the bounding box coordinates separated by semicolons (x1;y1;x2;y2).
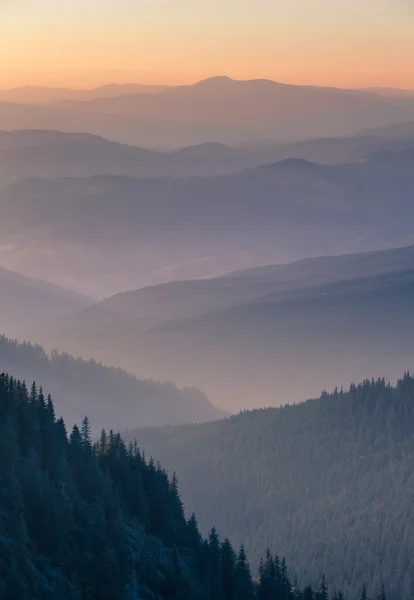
2;147;414;297
356;120;414;139
1;127;414;190
1;77;414;146
31;244;414;412
0;83;168;105
0;335;224;432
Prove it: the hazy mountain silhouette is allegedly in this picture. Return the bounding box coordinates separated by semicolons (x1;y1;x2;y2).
1;77;414;146
0;83;167;105
32;244;414;412
0;335;224;434
0;265;92;336
2;149;414;297
1;128;414;189
356;120;414;139
0;130;166;187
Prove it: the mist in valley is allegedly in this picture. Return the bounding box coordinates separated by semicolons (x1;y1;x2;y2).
1;4;414;596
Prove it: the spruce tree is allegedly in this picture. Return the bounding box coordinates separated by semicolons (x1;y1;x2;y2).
221;538;236;599
233;546;255;600
81;416;92;454
208;527;225;600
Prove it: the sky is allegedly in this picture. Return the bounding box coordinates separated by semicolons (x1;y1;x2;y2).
1;0;413;89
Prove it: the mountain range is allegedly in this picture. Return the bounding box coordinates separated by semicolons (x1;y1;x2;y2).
2;71;414;600
0;83;168;105
2;148;414;297
1;126;414;189
1;77;414;147
30;243;414;411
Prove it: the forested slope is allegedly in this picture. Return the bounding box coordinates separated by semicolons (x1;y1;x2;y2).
0;372;377;600
126;375;414;599
0;336;223;432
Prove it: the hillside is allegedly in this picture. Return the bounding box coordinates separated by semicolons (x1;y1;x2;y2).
0;265;92;336
0;130;380;187
0;130;164;188
51;77;414;146
1;129;414;190
34;244;414;411
0;371;379;600
0;336;223;432
125;374;414;599
2;77;414;147
2;149;414;296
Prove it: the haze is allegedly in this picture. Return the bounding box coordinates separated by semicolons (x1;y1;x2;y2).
2;2;414;599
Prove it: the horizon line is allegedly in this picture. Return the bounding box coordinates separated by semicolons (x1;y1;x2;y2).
1;75;414;93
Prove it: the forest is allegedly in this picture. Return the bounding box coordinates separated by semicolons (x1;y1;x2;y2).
0;371;386;600
127;375;414;599
0;335;222;432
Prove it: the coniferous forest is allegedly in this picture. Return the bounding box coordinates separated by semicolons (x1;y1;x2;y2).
0;371;386;600
127;375;414;600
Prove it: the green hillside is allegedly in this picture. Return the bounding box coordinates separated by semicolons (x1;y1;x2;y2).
126;375;414;599
0;372;377;600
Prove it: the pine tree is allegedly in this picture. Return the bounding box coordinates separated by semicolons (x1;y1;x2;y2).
208;527;225;600
187;513;202;551
81;416;92;454
221;538;236;600
233;546;255;600
29;381;37;404
281;556;292;599
259;549;277;600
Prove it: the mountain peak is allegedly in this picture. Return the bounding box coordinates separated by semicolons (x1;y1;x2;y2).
256;157;319;172
193;76;235;87
192;76;282;89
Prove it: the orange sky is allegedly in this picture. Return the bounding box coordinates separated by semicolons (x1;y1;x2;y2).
1;0;413;89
